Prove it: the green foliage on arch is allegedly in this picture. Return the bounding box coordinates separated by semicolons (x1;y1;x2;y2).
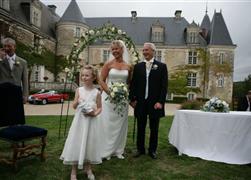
65;24;140;76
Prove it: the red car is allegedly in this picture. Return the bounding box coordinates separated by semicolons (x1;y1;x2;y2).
28;90;69;105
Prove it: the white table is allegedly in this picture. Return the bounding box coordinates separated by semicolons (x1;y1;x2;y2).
168;110;251;164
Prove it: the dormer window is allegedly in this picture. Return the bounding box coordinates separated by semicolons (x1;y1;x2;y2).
0;0;10;11
30;1;42;28
151;21;165;43
186;21;199;44
153;32;163;42
189;32;196;43
33;11;39;26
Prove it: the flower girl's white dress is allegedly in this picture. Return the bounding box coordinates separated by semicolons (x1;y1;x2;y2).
60;87;102;169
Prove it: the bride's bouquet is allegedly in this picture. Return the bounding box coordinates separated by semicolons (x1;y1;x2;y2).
202;97;230;113
106;82;129;117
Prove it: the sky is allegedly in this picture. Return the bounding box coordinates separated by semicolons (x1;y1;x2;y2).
41;0;251;82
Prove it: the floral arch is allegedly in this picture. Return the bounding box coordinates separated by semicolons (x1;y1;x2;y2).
65;23;140;76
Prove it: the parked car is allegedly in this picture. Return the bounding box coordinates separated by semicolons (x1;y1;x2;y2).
28;90;69;105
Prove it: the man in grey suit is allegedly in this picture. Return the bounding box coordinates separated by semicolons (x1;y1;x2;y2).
0;37;28;126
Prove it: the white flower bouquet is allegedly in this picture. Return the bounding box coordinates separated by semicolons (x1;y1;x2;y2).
202;97;230;113
106;82;129;116
78;101;94;114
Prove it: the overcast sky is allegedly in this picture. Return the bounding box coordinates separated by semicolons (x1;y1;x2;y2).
41;0;251;82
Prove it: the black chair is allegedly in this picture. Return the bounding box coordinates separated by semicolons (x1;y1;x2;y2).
0;83;47;170
0;124;47;170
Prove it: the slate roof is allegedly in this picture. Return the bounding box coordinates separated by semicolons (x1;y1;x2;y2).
86;17;190;45
59;0;86;24
209;12;233;45
2;0;234;46
201;13;211;30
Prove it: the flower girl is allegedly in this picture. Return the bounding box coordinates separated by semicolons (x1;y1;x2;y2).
60;65;102;180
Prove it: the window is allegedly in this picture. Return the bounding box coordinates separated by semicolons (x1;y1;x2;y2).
166;93;173;101
35;71;39;82
31;7;41;27
188;51;197;64
33;36;43;54
189;32;196;43
151;24;165;43
33;11;39;26
217;74;224;87
154;50;162;61
187;93;196;100
0;0;10;10
103;50;110;62
219;53;224;64
187;72;197;87
75;27;81;38
152;32;163;42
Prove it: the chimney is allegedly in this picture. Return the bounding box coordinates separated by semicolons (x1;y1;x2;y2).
48;5;56;13
175;10;182;19
131;11;137;23
131;11;137;18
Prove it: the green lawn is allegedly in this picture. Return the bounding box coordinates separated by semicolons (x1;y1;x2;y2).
0;116;251;180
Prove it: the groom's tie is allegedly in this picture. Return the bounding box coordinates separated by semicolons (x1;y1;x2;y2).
145;61;152;99
145;61;152;70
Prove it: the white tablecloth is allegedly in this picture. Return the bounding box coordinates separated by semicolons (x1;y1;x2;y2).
168;110;251;164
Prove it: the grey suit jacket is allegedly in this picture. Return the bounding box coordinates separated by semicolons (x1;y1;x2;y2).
0;55;28;98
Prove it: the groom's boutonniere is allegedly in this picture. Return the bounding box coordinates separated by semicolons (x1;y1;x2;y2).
152;64;158;70
14;60;20;66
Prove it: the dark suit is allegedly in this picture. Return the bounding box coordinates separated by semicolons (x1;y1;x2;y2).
129;60;168;153
0;56;28;126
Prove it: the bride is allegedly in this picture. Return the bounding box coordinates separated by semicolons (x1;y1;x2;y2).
99;40;132;160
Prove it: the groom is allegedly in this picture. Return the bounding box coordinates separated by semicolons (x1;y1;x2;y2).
129;42;168;159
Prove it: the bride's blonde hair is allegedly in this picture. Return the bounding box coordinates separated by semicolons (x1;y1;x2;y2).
109;40;129;64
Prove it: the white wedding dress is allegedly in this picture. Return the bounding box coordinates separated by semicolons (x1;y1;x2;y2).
60;87;102;169
100;68;129;159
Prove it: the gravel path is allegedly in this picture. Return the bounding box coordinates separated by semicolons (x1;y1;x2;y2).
24;102;181;116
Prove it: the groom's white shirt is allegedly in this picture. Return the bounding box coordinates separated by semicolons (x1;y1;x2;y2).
144;58;154;99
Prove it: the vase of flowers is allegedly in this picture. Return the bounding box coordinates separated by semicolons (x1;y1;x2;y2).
202;97;230;113
106;82;129;116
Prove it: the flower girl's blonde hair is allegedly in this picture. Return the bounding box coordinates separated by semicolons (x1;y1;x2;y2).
82;65;98;84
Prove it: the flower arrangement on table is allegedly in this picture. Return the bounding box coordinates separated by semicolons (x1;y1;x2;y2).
202;97;230;113
106;82;129;117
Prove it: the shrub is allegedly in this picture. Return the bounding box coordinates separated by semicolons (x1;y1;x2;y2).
167;96;187;103
180;100;204;110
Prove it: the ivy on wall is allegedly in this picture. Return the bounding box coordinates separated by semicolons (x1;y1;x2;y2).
168;48;233;98
15;41;67;82
169;66;201;95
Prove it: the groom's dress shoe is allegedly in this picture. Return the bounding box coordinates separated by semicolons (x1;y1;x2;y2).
133;151;145;158
149;152;157;159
